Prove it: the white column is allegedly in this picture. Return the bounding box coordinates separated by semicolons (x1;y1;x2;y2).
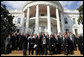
47;5;51;35
26;7;30;34
61;12;64;34
35;5;39;34
21;13;24;34
56;8;61;34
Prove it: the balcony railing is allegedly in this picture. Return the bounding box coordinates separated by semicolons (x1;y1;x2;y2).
29;16;56;20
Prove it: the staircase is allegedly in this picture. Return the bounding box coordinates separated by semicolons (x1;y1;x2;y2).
1;48;83;56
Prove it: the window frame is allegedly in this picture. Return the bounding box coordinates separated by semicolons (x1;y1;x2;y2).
64;18;68;24
41;26;45;32
18;18;21;24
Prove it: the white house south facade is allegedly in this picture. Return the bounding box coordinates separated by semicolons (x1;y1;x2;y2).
9;1;83;35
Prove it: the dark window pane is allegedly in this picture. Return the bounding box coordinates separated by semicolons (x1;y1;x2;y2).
18;18;20;24
75;29;78;35
64;18;68;24
66;29;69;32
41;14;45;16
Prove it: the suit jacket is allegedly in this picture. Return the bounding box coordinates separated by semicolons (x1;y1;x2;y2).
58;35;62;45
22;36;28;50
63;37;69;48
75;36;83;47
36;36;42;46
16;34;21;45
47;37;54;50
54;37;61;48
42;36;47;45
11;35;16;43
68;36;74;50
5;37;11;46
29;37;34;49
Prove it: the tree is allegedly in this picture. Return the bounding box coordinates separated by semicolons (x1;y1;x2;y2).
1;2;16;54
77;5;83;24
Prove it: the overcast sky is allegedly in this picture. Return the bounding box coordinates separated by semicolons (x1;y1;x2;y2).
2;1;83;10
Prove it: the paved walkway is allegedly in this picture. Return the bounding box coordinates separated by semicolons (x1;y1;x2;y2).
1;48;83;56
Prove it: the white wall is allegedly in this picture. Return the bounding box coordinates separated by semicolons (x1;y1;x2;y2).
63;13;83;35
9;9;83;35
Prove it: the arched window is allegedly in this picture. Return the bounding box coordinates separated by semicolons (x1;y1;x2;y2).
18;18;21;24
65;29;69;32
64;18;68;24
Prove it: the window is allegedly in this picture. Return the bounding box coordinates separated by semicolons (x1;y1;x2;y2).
18;18;21;24
17;29;19;33
64;18;68;24
75;29;78;35
41;26;45;32
65;29;69;32
73;18;75;24
41;13;45;16
51;14;56;18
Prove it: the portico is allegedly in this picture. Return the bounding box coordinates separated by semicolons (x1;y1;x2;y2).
24;4;62;35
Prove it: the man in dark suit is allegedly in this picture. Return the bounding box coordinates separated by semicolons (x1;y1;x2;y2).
5;34;12;54
33;33;38;55
18;33;23;50
47;34;54;55
28;34;34;55
69;32;75;54
42;34;47;55
54;34;61;54
71;33;76;50
35;33;42;55
22;34;28;56
63;34;70;55
75;34;83;54
40;32;44;54
16;32;22;50
61;34;65;51
11;33;16;50
46;33;49;54
58;33;63;53
58;33;62;40
16;32;20;50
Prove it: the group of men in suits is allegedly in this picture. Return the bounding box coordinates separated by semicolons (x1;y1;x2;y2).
5;31;83;56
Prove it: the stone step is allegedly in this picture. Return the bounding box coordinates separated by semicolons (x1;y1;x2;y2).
2;48;82;56
1;54;83;56
11;50;23;54
11;50;36;55
74;48;81;55
11;50;81;55
1;50;83;56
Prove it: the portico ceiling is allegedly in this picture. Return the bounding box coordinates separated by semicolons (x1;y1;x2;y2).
24;4;59;18
22;1;63;12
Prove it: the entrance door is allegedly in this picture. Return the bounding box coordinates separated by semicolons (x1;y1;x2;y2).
41;26;45;33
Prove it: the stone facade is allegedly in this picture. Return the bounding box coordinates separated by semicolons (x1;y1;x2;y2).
9;1;83;35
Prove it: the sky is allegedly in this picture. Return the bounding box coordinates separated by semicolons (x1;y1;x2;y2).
2;1;83;10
